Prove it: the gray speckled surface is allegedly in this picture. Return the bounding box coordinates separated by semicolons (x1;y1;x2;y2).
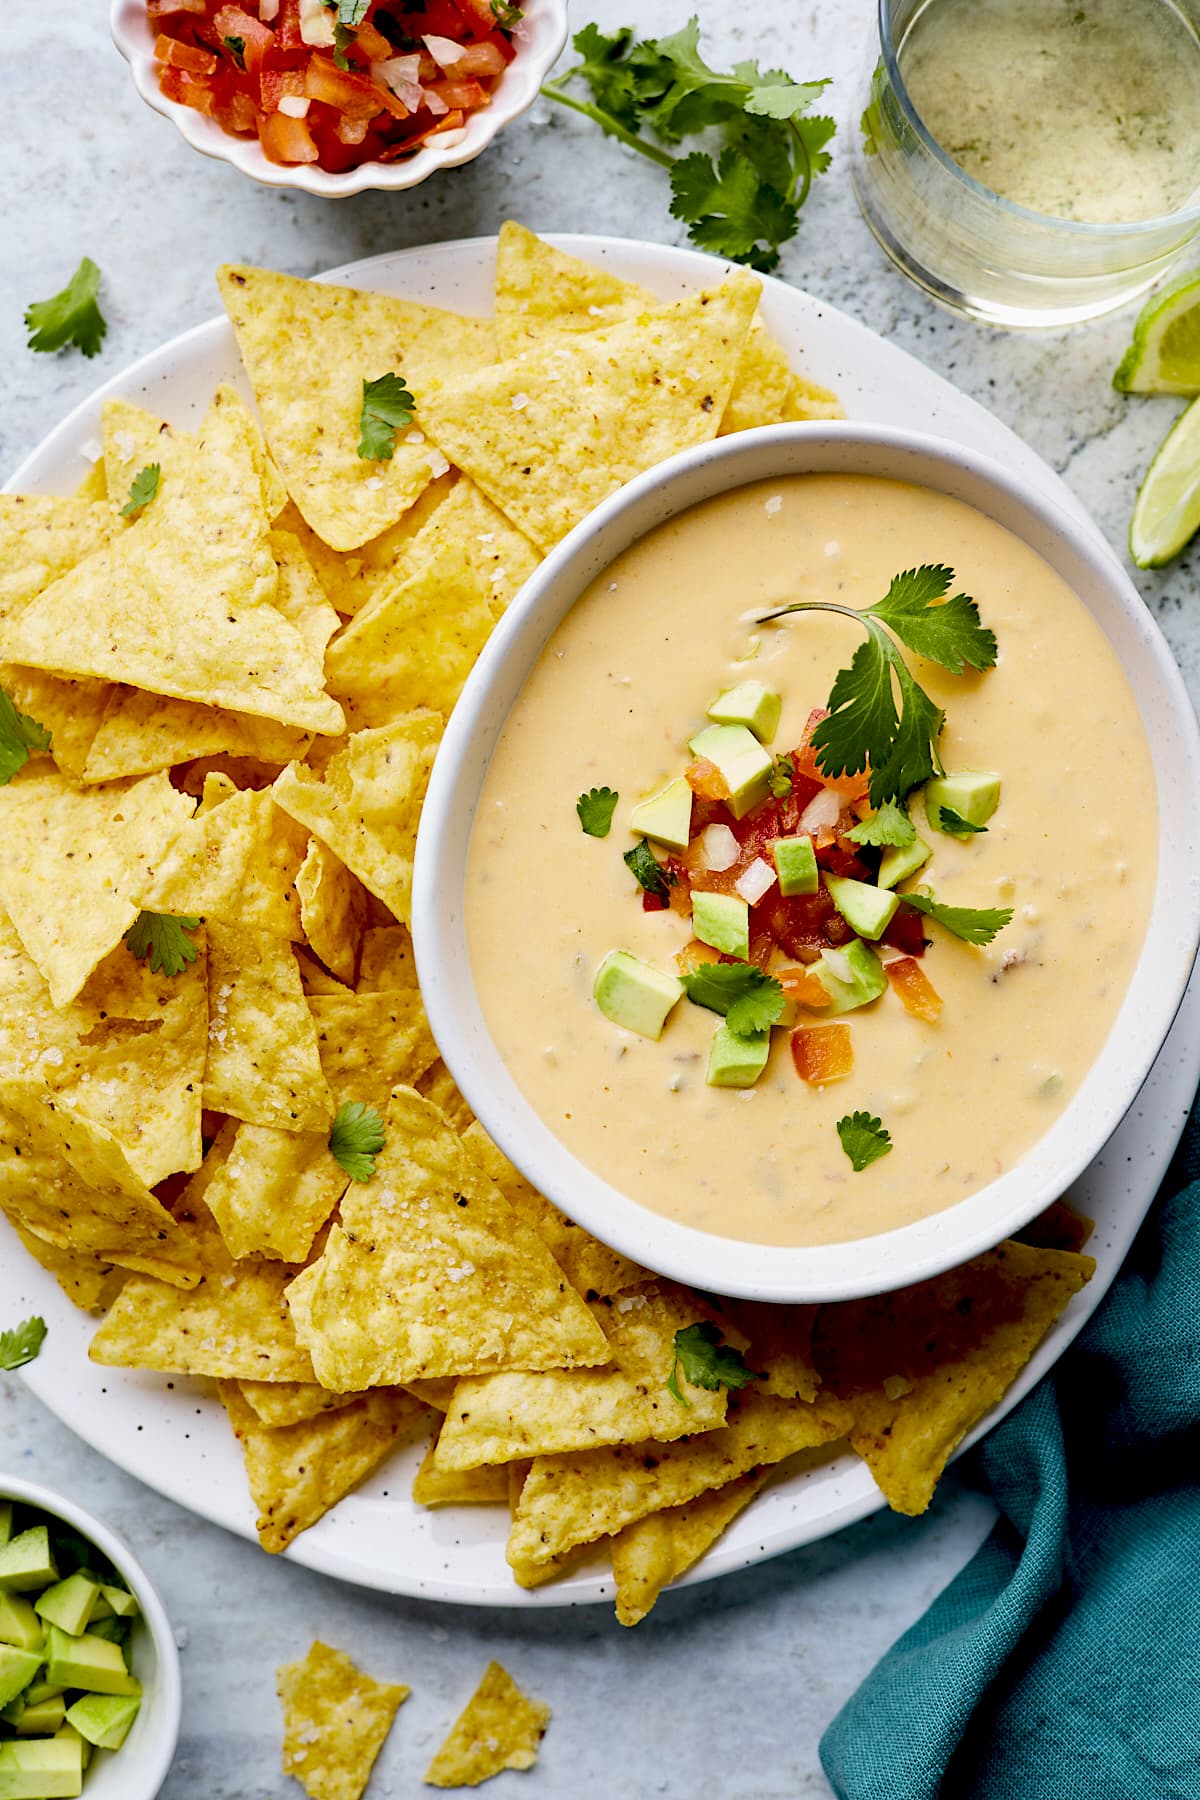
2;0;1198;1793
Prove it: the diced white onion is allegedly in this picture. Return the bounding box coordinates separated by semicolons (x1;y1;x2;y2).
278;94;310;117
877;945;907;965
699;824;738;872
372;54;423;110
423;32;466;67
735;857;776;906
423;86;451;116
258;0;279;19
298;0;335;47
428;125;467;147
799;787;841;833
821;947;855;984
78;436;102;465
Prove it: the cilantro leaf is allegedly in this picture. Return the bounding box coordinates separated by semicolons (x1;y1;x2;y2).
337;0;369;22
769;753;794;800
845;799;915;848
0;688;51;786
333;22;356;68
0;1316;47;1372
120;463;160;518
681;961;784;1036
577;786;619;838
865;565;998;675
124;912;201;977
224;34;246;67
25;258;107;359
898;891;1013;946
357;373;416;462
670;147;798;272
836;1111;892;1173
559;23;642;131
624;838;674;899
329;1101;386;1183
667;1321;759;1406
490;0;523;24
934;806;987;837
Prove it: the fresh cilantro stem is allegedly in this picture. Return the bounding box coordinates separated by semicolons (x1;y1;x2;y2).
539;82;676;169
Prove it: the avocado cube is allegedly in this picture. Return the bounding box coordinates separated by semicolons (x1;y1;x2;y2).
0;1507;11;1553
772;835;818;898
823;875;899;941
691;891;750;962
0;1647;41;1712
593;951;683;1041
706;1023;771;1088
629;777;693;852
20;1683;63;1710
65;1691;141;1752
98;1586;138;1620
83;1613;129;1646
54;1729;91;1774
706;681;781;744
16;1692;66;1735
687;725;773;820
813;940;888;1015
35;1571;101;1639
925;770;1000;832
0;1735;84;1799
0;1529;56;1595
43;1625;139;1697
0;1596;42;1655
878;835;931;890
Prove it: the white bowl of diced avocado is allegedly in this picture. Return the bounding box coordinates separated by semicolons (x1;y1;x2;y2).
0;1478;180;1800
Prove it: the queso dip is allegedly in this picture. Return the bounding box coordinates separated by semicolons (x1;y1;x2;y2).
466;475;1157;1246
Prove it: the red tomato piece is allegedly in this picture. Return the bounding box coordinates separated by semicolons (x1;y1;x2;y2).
747;909;775;969
155;33;219;71
453;0;498;31
447;39;505;75
791;1024;853;1084
642;891;669;913
765;887;853;958
305;54;402;116
887;956;943;1022
881;907;927;957
259;66;304;111
353;19;396;60
814;840;873;881
213;4;273;70
688;794;735;838
776;964;832;1009
258;106;319;161
676;939;724;975
272;0;304;52
777;766;824;833
405;0;474;38
426;75;489;108
686;757;731;803
160;66;218;112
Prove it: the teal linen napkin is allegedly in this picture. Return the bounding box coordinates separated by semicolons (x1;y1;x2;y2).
820;1111;1200;1800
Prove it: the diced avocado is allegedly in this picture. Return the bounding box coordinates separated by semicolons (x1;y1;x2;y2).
706;1023;771;1088
824;875;899;941
813;940;888;1016
20;1683;63;1710
88;1592;114;1623
772;835;818;898
878;834;931;890
0;1597;42;1655
16;1692;67;1735
0;1734;84;1799
54;1729;91;1774
629;777;693;851
35;1571;101;1639
687;724;773;820
691;891;750;961
0;1646;41;1711
43;1625;139;1697
0;1529;56;1595
84;1614;129;1646
925;770;1001;832
98;1586;138;1620
706;681;781;744
65;1691;141;1752
0;1507;11;1553
593;951;683;1041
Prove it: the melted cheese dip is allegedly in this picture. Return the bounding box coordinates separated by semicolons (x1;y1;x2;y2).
466;476;1157;1246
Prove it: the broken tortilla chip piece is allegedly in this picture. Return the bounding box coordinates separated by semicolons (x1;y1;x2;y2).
204;923;334;1132
203;1119;346;1263
0;666;112;780
11;1225;125;1316
297;839;370;987
81;682;310;785
269;527;342;663
610;1469;773;1627
209;382;289;520
0;494;115;633
134;783;309;940
412;1439;509;1508
309;988;439;1109
415;1060;474;1133
356;924;419;992
237;1378;362;1428
712;1299;820;1403
782;371;845;421
101;398;192;506
273;476;453;619
278;1640;409;1800
424;1662;550;1790
812;1239;1095;1516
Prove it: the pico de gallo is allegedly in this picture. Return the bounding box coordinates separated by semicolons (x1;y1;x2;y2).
148;0;520;171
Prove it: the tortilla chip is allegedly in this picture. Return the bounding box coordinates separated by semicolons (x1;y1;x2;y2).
611;1469;773;1626
204;1118;347;1263
811;1240;1095;1516
272;713;442;926
0;766;193;1006
101;398;192;505
297;840;370;986
0;665;112;780
221;1380;428;1553
270;527;342;663
81;684;309;784
508;1390;849;1571
205;923;334;1132
195;771;239;816
0;494;114;632
424;1662;549;1790
416;1060;474;1132
309;988;439;1109
274;475;454;618
412;1439;509;1508
718;322;795;433
1014;1199;1095;1254
405;1378;456;1412
278;1640;408;1800
460;1122;644;1299
296;948;350;997
217;263;495;552
209;382;289;520
286;1087;609;1390
134;784;309;939
418;274;759;552
75;460;108;502
10;1225;126;1316
356;925;419;992
237;1378;362;1428
782;372;845;421
325;479;538;731
6;394;344;735
712;1300;820;1402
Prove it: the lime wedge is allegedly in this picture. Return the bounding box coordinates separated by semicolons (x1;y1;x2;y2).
1114;269;1200;395
1130;396;1200;567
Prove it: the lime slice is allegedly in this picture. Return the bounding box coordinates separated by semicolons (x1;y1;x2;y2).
1114;269;1200;395
1130;396;1200;567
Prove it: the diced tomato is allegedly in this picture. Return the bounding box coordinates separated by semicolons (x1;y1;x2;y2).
776;964;831;1009
765;886;853;958
887;956;942;1022
155;32;219;71
689;794;735;837
452;38;506;75
405;0;474;38
747;908;775;969
160;65;218;111
686;756;730;803
353;18;396;60
426;75;489;109
663;856;693;917
270;0;304;51
260;65;305;111
732;798;781;864
791;1024;854;1085
258;106;319;161
793;708;870;802
881;907;927;957
777;767;823;832
213;4;273;70
642;890;669;913
676;939;724;975
305;55;403;117
814;839;873;881
453;0;498;31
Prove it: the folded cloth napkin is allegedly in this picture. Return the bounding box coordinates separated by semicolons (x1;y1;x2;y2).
820;1107;1200;1800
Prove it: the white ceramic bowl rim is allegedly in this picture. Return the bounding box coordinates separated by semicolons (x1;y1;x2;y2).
414;421;1200;1303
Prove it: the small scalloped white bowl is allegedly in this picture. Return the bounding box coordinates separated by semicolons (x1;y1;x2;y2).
413;422;1200;1304
109;0;568;198
0;1474;181;1797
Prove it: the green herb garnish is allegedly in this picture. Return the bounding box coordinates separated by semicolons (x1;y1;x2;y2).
768;752;795;799
124;912;201;977
577;786;619;838
357;373;416;462
934;806;987;837
845;799;915;848
490;0;523;23
120;463;160;518
329;1101;386;1183
836;1111;892;1173
623;837;675;899
666;1321;759;1406
25;257;107;358
681;961;784;1036
0;1316;47;1371
0;689;51;786
898;890;1012;946
223;34;246;67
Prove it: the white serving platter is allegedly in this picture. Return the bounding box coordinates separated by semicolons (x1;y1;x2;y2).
4;234;1196;1607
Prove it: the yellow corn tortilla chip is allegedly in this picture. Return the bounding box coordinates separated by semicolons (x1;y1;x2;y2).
405;1378;456;1412
237;1378;362;1428
101;398;193;506
0;494;114;631
204;1119;346;1264
81;684;309;784
611;1469;773;1627
326;479;538;732
461;1122;644;1299
416;1060;474;1132
297;947;350;996
357;924;418;992
297;839;370;986
205;923;334;1132
812;1240;1095;1516
134;783;309;939
0;766;193;1006
1014;1199;1095;1255
209;382;289;520
221;1380;428;1553
286;1087;609;1390
6;394;344;735
270;527;342;662
11;1225;125;1316
278;1640;409;1800
0;665;113;781
419;274;760;553
272;713;442;926
713;1299;820;1403
309;988;439;1108
195;771;239;815
75;460;108;502
217;263;495;552
782;371;845;421
508;1390;849;1571
273;477;453;619
424;1662;549;1790
412;1439;508;1508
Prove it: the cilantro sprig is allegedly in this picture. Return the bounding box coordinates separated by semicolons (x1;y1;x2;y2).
681;961;784;1037
329;1101;386;1183
836;1112;892;1173
899;891;1012;946
845;799;915;849
759;566;998;805
542;20;834;271
25;258;107;359
667;1321;759;1407
121;463;160;519
934;806;987;837
357;373;416;462
624;838;675;899
0;689;51;786
124;912;201;977
577;786;619;838
223;34;246;68
0;1316;47;1372
490;0;523;24
768;753;795;799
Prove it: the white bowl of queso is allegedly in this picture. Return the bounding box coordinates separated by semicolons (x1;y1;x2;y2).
413;424;1200;1302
